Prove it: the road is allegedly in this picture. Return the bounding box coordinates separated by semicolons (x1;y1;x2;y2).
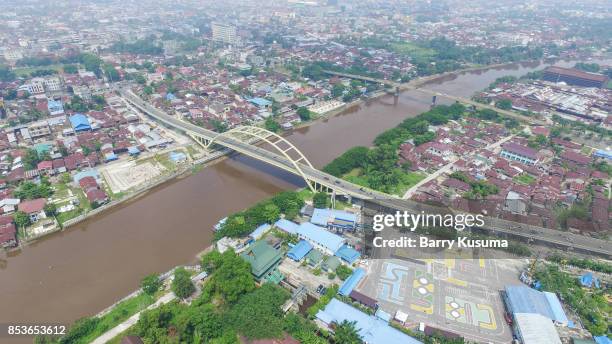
120;89;611;259
90;292;176;344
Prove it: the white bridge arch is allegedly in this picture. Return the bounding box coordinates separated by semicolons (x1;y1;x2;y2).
205;126;317;191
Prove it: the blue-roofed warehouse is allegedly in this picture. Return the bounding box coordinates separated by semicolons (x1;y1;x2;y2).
274;219;299;234
295;222;345;255
69;113;91;132
311;208;358;231
503;285;569;325
339;268;366;296
287;240;313;261
316;298;423;344
335;245;361;264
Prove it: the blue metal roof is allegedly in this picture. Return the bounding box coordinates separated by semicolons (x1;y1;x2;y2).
335;245;361;264
250;223;271;240
248;97;272;107
105;152;118;161
287;240;313;261
594;150;612;160
339;268;366;296
73;169;99;183
311;208;357;227
505;285;568;324
297;222;345;254
594;336;611;344
316;299;423;344
274;219;299;234
128;146;140;155
69;113;91;131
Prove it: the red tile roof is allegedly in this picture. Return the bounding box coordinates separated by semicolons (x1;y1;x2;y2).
18;198;46;214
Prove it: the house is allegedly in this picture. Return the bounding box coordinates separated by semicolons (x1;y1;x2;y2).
18;198;47;222
86;189;109;206
321;256;341;273
0;215;17;248
37;160;53;174
0;198;20;213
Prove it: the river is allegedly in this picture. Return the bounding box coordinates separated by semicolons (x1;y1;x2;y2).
0;58;608;335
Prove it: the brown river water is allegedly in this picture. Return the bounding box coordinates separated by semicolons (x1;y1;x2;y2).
0;58;608;337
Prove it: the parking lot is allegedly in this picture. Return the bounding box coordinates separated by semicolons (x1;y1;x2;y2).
356;258;525;343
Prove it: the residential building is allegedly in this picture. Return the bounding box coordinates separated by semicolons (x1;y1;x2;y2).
500;142;539;165
212;23;237;45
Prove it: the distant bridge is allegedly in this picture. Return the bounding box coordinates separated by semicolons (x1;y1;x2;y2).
323;70;547;125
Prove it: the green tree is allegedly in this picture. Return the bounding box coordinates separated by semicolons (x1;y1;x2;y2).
141;274;161;295
332;83;346;98
297;107;311;121
333;320;361;344
143;86;154;95
172;267;195;299
14;211;31;228
313;192;329;209
63;64;78;74
264;117;281;133
227;283;290;339
335;265;353;280
43;203;57;217
202;250;255;303
495;99;512;110
262;203;281;223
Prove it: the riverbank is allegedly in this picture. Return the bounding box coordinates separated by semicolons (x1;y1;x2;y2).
5;56;607;334
0;58;576;252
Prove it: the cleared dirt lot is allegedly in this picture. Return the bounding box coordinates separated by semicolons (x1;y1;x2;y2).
101;160;163;194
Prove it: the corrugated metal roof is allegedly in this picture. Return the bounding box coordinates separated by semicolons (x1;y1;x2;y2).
274;219;299;234
296;222;345;254
514;313;561;344
505;285;568;324
316;299;422;344
287;240;312;261
335;245;361;264
339;268;366;296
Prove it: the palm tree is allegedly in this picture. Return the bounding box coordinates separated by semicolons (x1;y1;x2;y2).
333;320;362;344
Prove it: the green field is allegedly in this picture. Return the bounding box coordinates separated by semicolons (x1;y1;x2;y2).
390;42;436;59
513;174;536;185
12;64;64;77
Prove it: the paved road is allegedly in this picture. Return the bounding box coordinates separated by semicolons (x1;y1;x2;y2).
120;90;611;259
90;292;176;344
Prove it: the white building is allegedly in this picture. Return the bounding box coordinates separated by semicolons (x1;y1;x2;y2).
212;23;238;45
